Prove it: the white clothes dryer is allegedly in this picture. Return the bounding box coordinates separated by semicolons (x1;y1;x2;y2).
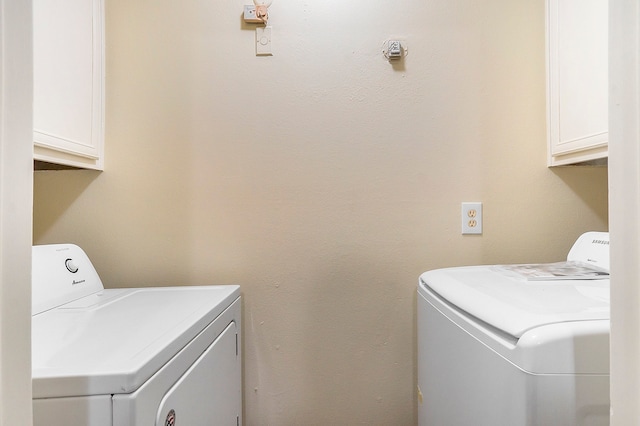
32;244;242;426
417;232;610;426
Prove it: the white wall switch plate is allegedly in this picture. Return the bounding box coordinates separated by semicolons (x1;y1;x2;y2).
256;26;272;56
461;202;482;235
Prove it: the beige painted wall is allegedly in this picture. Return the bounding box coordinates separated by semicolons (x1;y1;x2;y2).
33;0;608;424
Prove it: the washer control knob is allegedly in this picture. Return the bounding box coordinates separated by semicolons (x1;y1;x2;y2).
65;258;79;273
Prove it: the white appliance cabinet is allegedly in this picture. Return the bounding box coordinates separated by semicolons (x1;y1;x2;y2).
33;0;105;170
546;0;608;166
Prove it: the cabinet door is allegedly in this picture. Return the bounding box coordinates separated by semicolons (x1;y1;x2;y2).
33;0;104;170
547;0;608;166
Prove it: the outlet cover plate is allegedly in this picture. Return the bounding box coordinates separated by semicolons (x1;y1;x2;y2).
462;202;482;235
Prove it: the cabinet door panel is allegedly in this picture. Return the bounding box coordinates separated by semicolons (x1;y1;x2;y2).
33;0;104;170
547;0;608;166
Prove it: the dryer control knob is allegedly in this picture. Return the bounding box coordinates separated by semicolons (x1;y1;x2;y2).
65;258;79;273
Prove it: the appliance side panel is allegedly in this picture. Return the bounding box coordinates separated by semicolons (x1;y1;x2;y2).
33;395;112;426
418;289;528;426
417;289;609;426
528;374;610;425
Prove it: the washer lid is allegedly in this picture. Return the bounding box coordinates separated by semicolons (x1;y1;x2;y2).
32;285;240;399
419;266;609;339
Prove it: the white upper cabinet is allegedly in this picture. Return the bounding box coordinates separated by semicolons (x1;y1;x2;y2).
33;0;105;170
547;0;608;166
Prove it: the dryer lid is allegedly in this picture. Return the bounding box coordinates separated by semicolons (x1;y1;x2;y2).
32;285;240;399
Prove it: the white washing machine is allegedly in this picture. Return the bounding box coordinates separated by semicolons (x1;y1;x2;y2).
417;232;610;426
32;244;242;426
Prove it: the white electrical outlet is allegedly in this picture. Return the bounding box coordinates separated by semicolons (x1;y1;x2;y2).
461;202;482;235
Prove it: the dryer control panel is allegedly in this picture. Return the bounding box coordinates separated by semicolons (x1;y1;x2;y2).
32;244;104;315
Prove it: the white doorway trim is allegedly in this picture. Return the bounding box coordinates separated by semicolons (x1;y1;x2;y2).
609;0;640;423
0;0;34;424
